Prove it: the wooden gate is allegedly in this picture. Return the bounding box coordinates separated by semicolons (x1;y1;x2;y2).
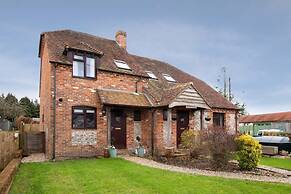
22;132;45;156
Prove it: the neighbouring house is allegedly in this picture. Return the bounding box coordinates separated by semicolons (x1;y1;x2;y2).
39;29;239;160
240;111;291;136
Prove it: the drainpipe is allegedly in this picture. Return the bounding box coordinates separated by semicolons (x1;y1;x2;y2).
235;110;238;134
52;63;57;160
151;109;156;157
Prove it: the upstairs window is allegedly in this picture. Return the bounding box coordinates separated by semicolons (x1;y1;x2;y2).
146;71;157;79
73;54;96;78
213;112;225;128
114;59;131;70
163;74;176;82
72;107;96;129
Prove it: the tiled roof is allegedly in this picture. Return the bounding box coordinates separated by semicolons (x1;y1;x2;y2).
97;89;151;107
240;112;291;123
40;29;239;110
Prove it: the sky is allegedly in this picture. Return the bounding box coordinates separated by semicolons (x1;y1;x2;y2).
0;0;290;114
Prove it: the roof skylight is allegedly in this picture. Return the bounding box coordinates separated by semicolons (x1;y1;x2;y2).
114;60;131;70
146;71;157;79
163;74;176;82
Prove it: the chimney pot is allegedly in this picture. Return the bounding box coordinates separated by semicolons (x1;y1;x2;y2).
115;30;127;50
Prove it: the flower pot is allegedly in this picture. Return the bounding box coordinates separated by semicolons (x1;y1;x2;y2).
136;147;145;157
109;147;117;158
103;148;109;158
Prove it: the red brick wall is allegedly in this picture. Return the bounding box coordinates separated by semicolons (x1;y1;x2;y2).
205;108;238;132
39;38;53;159
50;63;148;159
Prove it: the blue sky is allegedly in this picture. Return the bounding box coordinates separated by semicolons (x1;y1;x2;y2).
0;0;290;114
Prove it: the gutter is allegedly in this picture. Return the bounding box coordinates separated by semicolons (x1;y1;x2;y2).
151;110;156;157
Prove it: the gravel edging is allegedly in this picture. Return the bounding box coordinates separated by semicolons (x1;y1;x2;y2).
121;156;291;184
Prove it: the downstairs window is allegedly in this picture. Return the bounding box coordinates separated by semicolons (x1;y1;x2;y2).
213;112;225;128
72;107;96;129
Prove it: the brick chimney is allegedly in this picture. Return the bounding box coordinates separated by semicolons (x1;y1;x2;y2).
115;30;127;49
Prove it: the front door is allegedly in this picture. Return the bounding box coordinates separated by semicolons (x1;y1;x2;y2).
111;109;126;149
176;111;189;147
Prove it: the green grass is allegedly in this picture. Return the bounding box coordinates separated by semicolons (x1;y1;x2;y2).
260;156;291;170
10;158;291;194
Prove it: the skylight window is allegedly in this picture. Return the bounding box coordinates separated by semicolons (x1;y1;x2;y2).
163;74;176;82
146;71;157;79
114;60;131;70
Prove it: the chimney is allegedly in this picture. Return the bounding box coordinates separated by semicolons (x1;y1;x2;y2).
115;30;127;49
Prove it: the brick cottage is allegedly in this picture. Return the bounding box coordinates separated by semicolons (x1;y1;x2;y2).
39;30;239;160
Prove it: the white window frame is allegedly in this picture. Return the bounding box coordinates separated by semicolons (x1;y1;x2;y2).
145;71;158;79
113;59;131;70
163;73;176;82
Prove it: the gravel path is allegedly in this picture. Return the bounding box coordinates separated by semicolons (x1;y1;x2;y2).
122;156;291;184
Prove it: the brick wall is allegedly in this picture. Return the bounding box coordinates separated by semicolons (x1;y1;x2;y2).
47;62;149;159
39;39;53;159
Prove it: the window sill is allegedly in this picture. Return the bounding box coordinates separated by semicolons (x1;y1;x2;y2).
72;76;97;80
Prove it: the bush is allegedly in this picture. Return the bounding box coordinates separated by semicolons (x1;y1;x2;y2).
235;135;261;170
204;127;237;169
181;130;202;158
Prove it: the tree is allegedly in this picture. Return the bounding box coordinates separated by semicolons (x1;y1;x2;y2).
216;67;248;115
19;97;40;118
0;93;24;121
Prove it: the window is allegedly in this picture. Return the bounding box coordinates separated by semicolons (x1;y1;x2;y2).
213;112;225;128
72;54;96;78
163;109;168;121
163;74;176;82
145;71;157;79
134;110;141;121
114;59;131;70
72;107;96;129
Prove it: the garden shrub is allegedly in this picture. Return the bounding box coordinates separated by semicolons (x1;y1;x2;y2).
235;134;261;170
181;130;202;159
203;127;237;169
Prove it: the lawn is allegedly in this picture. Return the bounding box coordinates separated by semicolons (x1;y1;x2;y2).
260;156;291;171
10;158;291;194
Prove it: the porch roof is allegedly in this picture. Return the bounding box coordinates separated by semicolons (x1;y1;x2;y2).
97;89;152;107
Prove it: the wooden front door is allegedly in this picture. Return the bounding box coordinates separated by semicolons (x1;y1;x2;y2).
176;111;189;147
111;109;126;149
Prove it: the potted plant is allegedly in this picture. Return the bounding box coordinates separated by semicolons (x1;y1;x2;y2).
135;136;145;157
108;145;117;158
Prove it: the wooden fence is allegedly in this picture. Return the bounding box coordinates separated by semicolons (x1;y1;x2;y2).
22;132;45;156
0;131;19;171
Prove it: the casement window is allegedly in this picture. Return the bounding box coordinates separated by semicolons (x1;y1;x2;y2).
162;73;176;82
72;107;96;129
134;110;141;121
113;59;131;70
72;54;96;78
213;112;225;128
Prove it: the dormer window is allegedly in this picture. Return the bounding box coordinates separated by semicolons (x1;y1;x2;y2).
163;74;176;82
146;71;157;79
114;59;131;70
73;54;96;78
